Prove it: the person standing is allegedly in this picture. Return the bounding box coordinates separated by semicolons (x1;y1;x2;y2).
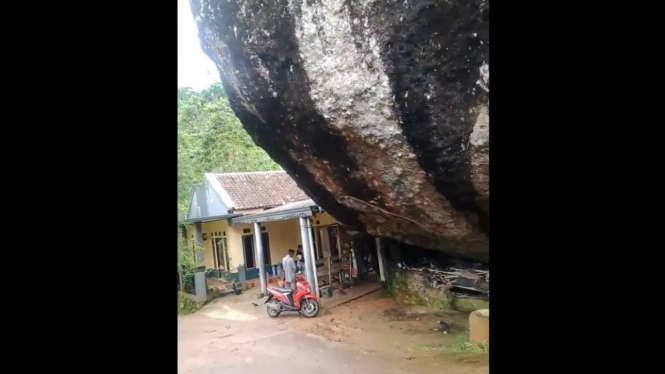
282;249;297;290
296;244;304;273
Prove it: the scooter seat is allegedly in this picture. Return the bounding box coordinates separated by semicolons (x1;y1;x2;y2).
271;287;293;294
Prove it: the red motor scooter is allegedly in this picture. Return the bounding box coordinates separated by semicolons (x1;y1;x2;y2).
265;273;319;318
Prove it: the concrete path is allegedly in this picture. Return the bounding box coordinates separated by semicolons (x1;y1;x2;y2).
179;289;488;374
178;291;411;374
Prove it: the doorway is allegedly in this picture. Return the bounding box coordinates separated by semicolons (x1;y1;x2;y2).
328;226;339;257
242;235;255;269
261;232;271;265
213;237;228;271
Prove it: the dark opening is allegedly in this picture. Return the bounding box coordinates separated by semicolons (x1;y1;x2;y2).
327;226;339;257
312;227;322;259
242;235;255;269
384;239;489;299
261;232;271;265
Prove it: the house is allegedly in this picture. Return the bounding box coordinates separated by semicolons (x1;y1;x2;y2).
183;171;346;287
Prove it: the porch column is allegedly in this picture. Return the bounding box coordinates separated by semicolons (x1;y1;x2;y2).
375;237;386;282
299;217;316;285
194;222;204;265
306;221;320;296
253;222;267;296
194;222;203;246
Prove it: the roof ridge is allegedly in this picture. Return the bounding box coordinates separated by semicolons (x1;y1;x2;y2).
212;170;308;210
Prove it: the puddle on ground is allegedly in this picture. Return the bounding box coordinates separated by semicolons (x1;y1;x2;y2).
204;305;258;321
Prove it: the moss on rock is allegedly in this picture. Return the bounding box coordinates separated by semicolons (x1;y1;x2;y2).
390;265;451;310
451;297;489;312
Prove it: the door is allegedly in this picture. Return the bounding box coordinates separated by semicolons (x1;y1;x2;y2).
214;238;225;270
310;227;322;260
242;235;256;269
319;227;331;258
222;237;229;270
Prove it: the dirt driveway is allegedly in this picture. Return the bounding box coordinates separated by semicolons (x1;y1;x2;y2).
178;290;488;374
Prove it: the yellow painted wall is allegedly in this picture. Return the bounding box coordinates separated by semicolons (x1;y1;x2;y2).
183;224;199;263
201;220;231;270
227;223;250;271
312;212;337;227
227;219;302;270
264;219;302;265
186;212;340;272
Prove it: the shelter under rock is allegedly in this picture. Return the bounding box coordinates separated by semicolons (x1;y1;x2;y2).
191;0;490;262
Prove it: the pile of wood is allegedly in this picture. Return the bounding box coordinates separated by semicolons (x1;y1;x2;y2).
206;277;232;292
398;263;489;297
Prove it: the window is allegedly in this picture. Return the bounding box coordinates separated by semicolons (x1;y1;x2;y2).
206;188;213;203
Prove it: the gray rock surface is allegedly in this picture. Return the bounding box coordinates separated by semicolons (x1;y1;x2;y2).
191;0;489;262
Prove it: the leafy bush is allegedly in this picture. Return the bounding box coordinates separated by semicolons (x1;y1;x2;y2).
178;294;199;315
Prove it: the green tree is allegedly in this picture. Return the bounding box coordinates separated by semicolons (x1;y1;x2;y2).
177;83;280;272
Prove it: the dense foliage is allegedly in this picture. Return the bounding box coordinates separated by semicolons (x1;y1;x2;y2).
177;83;280;268
178;83;280;213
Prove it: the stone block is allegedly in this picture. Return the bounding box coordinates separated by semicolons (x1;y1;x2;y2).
468;309;489;344
451;297;489;313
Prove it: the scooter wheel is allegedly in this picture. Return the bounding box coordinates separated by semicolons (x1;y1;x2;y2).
300;299;319;318
266;302;281;318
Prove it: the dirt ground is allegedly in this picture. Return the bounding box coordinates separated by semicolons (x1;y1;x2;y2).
178;289;488;374
288;291;489;372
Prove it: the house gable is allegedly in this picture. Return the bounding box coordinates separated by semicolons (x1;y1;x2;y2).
205;173;235;209
187;185;204;220
203;176;230;216
186;178;232;220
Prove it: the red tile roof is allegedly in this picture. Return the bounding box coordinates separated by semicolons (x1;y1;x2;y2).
214;171;310;210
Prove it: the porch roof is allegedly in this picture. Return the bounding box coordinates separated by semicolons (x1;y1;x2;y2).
183;213;241;224
230;199;320;225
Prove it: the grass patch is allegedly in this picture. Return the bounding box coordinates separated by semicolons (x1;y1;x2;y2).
178;294;200;315
446;332;489;352
421;331;489;353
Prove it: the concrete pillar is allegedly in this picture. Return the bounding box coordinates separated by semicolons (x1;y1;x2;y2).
194;222;204;266
194;222;203;246
299;217;316;285
253;222;267;296
238;264;247;290
307;221;319;296
375;237;386;282
194;271;207;303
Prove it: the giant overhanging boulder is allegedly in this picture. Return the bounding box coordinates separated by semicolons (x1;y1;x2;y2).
191;0;489;262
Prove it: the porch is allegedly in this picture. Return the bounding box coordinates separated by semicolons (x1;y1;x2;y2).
320;274;383;310
230;199;387;303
